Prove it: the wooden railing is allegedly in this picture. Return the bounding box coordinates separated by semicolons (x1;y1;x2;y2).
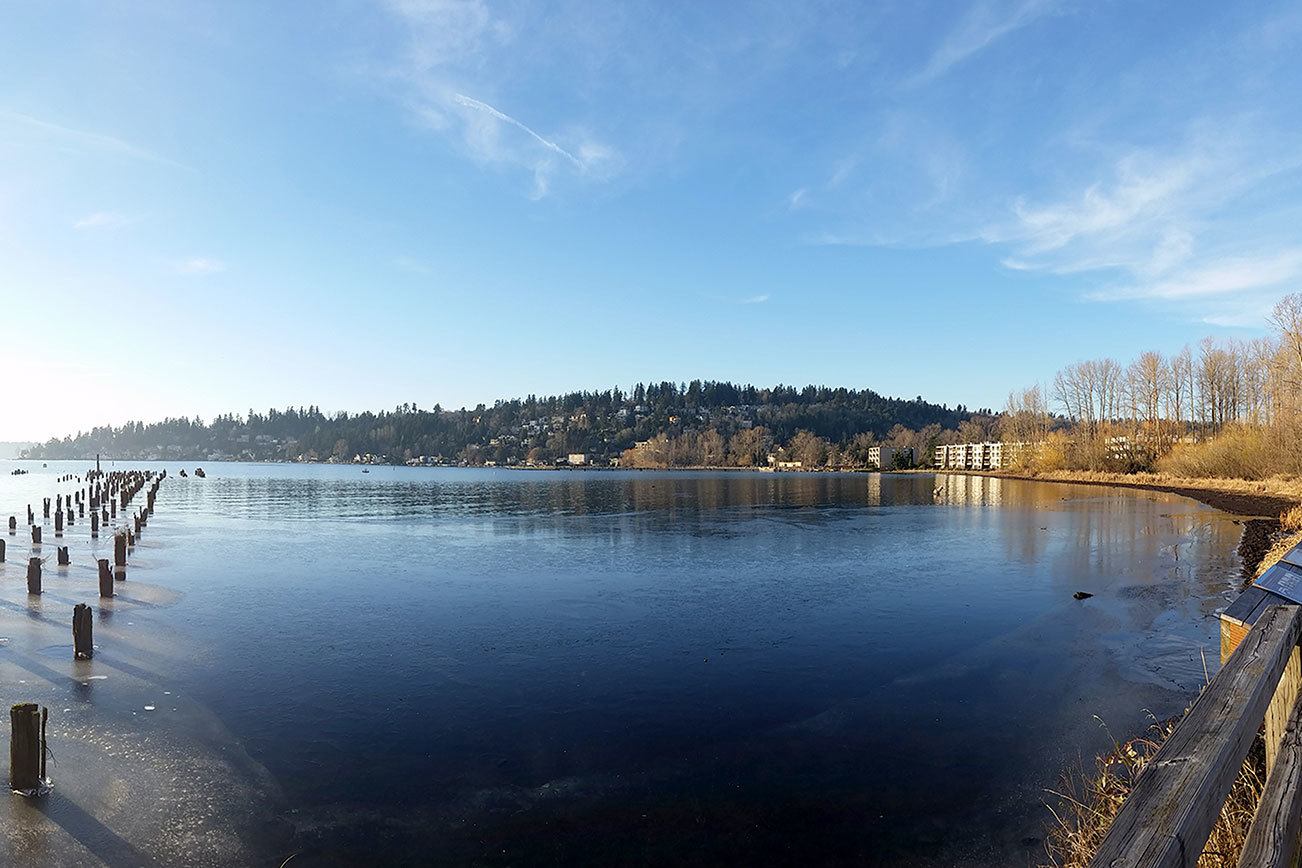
1090;604;1302;867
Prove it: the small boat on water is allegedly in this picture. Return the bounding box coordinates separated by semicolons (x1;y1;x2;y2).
362;469;370;473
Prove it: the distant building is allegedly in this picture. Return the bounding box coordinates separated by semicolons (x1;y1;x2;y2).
866;446;914;470
566;453;588;466
933;442;1029;470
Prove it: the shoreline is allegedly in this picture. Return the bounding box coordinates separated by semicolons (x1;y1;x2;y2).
931;468;1302;581
930;468;1301;519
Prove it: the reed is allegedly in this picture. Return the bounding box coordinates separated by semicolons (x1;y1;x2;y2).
1043;715;1265;867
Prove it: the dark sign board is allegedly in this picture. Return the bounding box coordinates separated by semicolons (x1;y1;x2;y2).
1283;544;1302;571
1256;559;1302;604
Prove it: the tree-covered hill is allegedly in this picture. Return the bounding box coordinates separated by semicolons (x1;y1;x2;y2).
22;380;984;466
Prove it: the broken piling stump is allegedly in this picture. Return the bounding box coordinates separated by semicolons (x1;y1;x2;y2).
113;533;127;580
31;526;41;547
98;559;113;598
9;703;48;794
73;604;93;659
27;558;41;594
57;546;69;566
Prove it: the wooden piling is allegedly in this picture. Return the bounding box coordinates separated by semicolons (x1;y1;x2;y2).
31;526;41;546
57;546;69;566
113;532;127;579
73;604;93;660
27;558;41;594
7;516;14;534
0;538;4;562
53;510;63;537
98;559;113;597
9;703;47;793
42;498;49;519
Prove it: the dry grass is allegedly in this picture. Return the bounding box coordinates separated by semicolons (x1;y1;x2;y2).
1043;716;1266;867
1283;504;1302;533
1157;425;1290;480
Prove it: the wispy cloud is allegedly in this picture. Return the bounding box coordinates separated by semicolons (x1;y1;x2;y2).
787;187;809;210
0;109;189;170
979;122;1302;323
73;211;134;230
376;1;620;198
909;0;1061;86
740;294;770;304
1090;249;1302;302
393;255;431;275
176;257;226;275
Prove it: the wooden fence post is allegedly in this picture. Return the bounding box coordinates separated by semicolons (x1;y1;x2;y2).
9;703;47;793
73;604;93;659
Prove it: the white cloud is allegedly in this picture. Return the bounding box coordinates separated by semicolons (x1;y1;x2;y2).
741;294;770;304
909;0;1062;86
176;257;226;275
1091;249;1302;302
788;187;809;210
0;109;189;170
976;123;1302;323
377;1;620;197
393;255;431;274
73;211;133;230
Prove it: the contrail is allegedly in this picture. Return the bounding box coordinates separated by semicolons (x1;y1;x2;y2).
452;93;582;168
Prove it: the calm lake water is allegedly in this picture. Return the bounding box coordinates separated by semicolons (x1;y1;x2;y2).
0;462;1248;865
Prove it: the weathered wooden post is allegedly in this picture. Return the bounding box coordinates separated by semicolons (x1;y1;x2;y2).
91;511;99;537
77;501;84;518
53;510;63;537
7;516;14;534
57;546;69;566
98;559;113;598
73;604;93;659
110;500;116;518
27;505;33;524
114;533;127;580
9;703;47;793
42;498;49;519
31;526;41;547
27;558;41;594
0;538;4;562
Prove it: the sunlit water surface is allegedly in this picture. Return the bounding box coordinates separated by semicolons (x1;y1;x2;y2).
0;462;1247;865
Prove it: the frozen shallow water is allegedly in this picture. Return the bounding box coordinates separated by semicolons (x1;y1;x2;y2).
0;461;1248;865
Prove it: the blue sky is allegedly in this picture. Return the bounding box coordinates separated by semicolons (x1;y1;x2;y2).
3;1;1302;441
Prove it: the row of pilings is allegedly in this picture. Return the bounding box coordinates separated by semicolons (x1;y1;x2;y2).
7;468;169;795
